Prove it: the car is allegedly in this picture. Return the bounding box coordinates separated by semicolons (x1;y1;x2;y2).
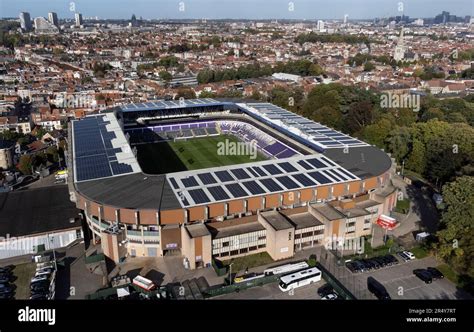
397;251;410;261
317;284;334;297
361;259;375;270
353;260;367;272
0;284;13;294
35;267;54;275
30;283;49;292
345;262;358;273
427;267;444;280
368;259;381;269
30;293;48;300
384;254;398;265
322;293;338;300
413;269;432;284
0;266;13;274
404;251;416;260
31;275;49;283
30;288;49;296
36;262;54;270
0;292;13;299
0;275;11;283
34;270;52;278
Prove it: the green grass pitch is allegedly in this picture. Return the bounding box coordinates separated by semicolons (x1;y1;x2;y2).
136;135;268;174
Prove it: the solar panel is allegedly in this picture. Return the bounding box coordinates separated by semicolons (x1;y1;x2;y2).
246;167;259;177
252;166;267;176
275;176;300;189
188;189;210;204
337;167;357;180
242;181;265;195
207;186;230;200
169;177;179;189
263;164;283;175
277;162;298;173
75;155;112;181
297;160;313;170
198;172;217;185
214;170;234;182
320;156;337;167
292;173;316;187
225;183;248;198
259;178;283;192
230;168;251;180
308;171;332;184
181;176;199;187
325;169;346;181
306;158;327;169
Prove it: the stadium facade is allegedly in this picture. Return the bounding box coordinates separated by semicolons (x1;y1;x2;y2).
68;99;398;269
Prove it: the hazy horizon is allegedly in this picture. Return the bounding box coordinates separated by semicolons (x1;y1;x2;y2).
2;0;473;20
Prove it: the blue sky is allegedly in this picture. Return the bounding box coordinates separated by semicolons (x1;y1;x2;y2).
2;0;473;19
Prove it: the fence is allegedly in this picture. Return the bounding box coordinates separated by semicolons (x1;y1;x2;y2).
318;246;371;299
205;275;279;298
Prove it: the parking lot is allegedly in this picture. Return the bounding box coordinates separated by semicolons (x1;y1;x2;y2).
350;256;470;299
213;280;326;300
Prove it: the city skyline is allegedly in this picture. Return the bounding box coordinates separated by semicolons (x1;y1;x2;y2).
2;0;473;20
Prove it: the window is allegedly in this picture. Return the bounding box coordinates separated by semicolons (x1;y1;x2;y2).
258;244;266;249
222;241;229;247
258;236;266;241
75;229;82;239
288;232;292;241
230;250;239;256
239;248;248;254
249;246;257;252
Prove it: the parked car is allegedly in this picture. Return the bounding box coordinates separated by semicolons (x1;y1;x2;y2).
345;262;359;273
30;293;48;300
384;254;399;265
368;259;381;269
30;283;49;290
413;269;432;284
36;262;54;270
353;260;367;272
0;291;13;299
31;275;49;283
322;292;338;300
397;251;410;262
373;257;387;267
317;284;334;297
35;267;54;275
0;276;11;284
427;267;444;280
0;266;13;274
404;251;416;260
0;284;13;294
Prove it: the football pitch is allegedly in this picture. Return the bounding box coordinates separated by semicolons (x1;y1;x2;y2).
136;135;268;174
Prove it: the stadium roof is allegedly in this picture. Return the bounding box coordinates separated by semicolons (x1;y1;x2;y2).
72;113;141;183
238;103;369;151
117;98;225;113
167;154;360;207
71;100;392;211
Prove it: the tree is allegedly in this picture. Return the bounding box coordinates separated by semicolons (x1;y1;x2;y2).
421;108;444;122
360;118;392;148
18;154;33;175
363;62;375;72
311;106;343;130
436;176;474;279
386;126;412;162
159;71;172;82
406;139;426;174
345;101;374;134
174;88;196;100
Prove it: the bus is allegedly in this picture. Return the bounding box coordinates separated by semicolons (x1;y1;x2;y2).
264;261;309;276
132;275;156;291
278;267;322;292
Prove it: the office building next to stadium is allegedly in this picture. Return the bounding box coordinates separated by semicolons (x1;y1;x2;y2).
68;99;398;270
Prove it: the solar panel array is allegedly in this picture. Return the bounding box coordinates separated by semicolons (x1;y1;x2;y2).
73;114;141;182
120;98;221;112
168;155;359;207
240;103;369;150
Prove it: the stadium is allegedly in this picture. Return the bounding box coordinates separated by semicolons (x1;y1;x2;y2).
68;99;398;269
